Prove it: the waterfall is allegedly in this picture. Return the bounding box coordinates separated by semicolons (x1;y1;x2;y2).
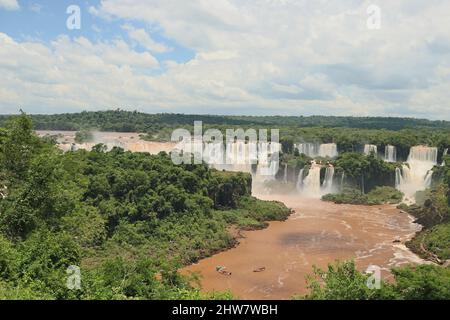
364;144;378;156
283;164;288;183
396;146;438;202
340;171;345;191
296;168;304;191
296;143;338;158
296;143;319;157
384;145;397;162
442;148;448;166
322;165;335;194
424;171;433;188
300;162;335;197
302;162;322;197
395;167;403;189
268;156;279;177
255;157;278;181
318;143;338;158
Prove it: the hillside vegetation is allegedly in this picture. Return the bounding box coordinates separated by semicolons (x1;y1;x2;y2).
0;114;291;299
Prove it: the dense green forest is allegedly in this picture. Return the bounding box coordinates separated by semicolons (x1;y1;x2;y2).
0;114;290;299
2;110;450;136
1;110;450;131
322;186;403;205
296;260;450;300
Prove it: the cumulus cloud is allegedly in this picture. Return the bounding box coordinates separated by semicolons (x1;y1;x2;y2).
122;24;170;53
0;0;19;10
1;0;450;118
0;33;160;113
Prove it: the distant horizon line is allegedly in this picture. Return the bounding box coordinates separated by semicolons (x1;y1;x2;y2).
0;109;448;123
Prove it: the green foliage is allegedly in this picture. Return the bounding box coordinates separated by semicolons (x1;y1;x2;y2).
391;264;450;300
298;261;398;300
2;110;450;132
322;188;369;205
0;235;19;279
0;113;44;181
217;196;290;230
334;152;397;193
367;186;403;204
210;171;252;208
299;260;450;300
322;186;403;205
0;114;287;300
420;223;450;260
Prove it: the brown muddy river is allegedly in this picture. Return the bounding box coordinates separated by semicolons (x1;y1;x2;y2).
183;194;424;299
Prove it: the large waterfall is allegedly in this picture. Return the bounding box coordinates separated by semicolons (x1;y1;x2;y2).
364;144;378;156
396;146;438;202
296;143;338;158
298;162;335;197
385;145;397;162
302;163;322;197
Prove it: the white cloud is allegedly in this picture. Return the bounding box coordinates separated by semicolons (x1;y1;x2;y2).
0;0;19;11
1;0;450;119
122;24;170;53
0;33;160;113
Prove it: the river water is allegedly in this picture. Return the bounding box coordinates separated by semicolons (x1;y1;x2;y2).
183;194;425;299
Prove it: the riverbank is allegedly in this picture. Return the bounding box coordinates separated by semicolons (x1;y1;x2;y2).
182;194;426;299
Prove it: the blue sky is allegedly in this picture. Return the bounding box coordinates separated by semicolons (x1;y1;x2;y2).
0;0;194;63
0;0;449;119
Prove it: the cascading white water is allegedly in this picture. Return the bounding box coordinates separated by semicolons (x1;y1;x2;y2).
254;145;279;182
384;145;397;162
318;143;338;158
283;164;288;183
396;146;438;202
442;148;448;166
364;144;378;156
299;162;335;197
322;165;335;194
296;143;338;158
302;162;322;197
296;143;319;157
340;171;345;191
296;168;304;191
395;167;403;189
